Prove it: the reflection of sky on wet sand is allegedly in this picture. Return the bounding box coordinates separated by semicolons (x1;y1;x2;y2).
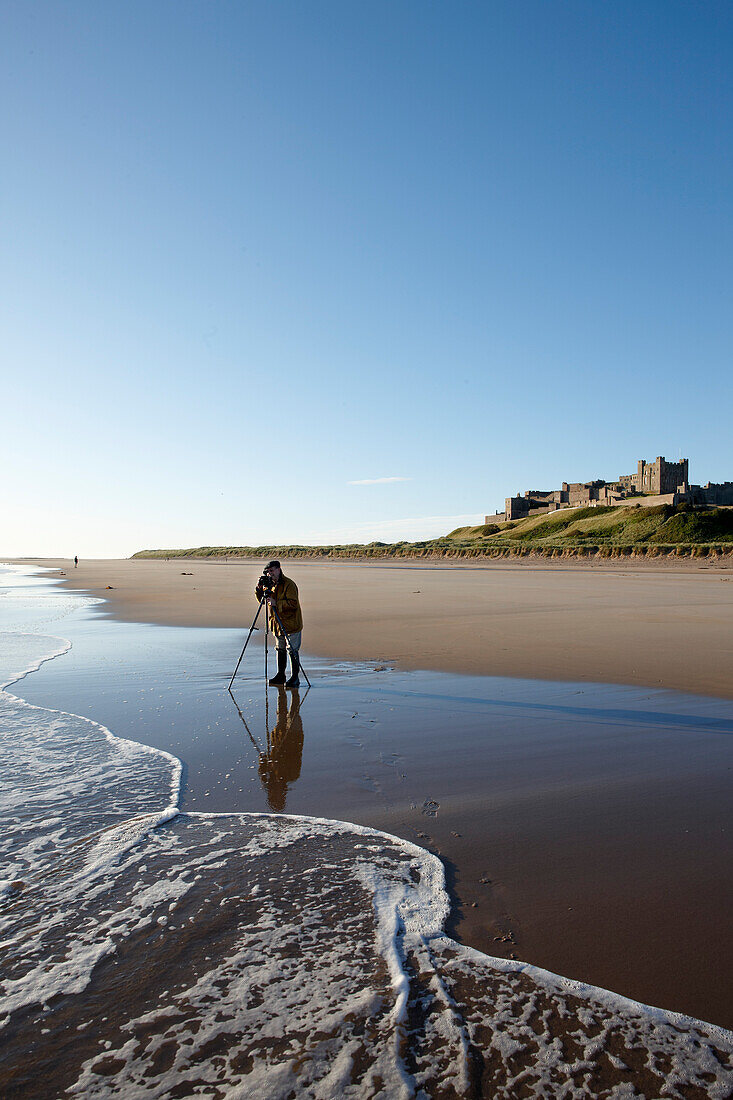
12;590;733;1028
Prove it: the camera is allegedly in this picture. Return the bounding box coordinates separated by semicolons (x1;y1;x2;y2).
258;572;275;594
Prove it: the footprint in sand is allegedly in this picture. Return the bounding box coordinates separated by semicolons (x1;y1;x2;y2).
422;799;440;817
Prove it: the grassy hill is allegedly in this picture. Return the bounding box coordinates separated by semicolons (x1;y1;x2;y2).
133;504;733;562
448;503;733;549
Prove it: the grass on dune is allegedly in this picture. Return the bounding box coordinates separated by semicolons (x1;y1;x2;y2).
448;505;733;547
133;505;733;560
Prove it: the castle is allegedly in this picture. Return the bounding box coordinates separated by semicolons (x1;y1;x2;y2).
498;456;733;522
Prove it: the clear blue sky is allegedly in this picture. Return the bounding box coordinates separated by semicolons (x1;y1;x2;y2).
2;1;731;557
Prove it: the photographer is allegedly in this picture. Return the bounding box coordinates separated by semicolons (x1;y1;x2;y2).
255;560;303;687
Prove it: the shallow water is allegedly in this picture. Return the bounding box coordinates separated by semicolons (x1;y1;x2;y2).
1;564;732;1098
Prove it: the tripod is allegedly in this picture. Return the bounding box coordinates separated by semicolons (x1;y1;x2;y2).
228;596;311;690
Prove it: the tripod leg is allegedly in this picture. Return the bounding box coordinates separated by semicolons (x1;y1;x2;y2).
228;600;265;690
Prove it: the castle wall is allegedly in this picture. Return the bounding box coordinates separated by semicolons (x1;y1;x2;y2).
690;482;733;507
618;493;680;509
499;457;730;521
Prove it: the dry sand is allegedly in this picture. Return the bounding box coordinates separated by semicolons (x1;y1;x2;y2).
30;555;733;700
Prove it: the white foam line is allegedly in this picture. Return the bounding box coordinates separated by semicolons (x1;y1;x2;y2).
185;809;447;906
441;939;733;1045
0;632;72;693
178;810;733;1044
1;627;183;882
1;677;183;821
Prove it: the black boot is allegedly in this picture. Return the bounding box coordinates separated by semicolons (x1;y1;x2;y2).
285;651;300;688
269;649;287;686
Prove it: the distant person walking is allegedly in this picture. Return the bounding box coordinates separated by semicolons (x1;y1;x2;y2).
74;556;78;568
254;561;303;688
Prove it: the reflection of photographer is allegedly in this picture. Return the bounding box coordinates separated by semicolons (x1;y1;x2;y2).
258;686;304;811
254;560;303;687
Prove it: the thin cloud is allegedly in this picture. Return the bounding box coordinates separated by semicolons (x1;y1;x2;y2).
347;476;413;486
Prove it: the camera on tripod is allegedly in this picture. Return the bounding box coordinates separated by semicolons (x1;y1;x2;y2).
258;572;275;595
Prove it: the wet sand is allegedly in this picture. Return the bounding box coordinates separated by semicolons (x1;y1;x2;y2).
32;555;733;700
13;558;733;1031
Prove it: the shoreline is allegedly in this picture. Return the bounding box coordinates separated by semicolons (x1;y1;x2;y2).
17;555;733;701
6;560;733;1032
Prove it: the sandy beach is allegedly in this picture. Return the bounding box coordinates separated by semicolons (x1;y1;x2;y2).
9;557;733;1033
35;555;733;700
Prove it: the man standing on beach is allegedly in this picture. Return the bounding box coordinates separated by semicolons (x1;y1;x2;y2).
255;561;303;688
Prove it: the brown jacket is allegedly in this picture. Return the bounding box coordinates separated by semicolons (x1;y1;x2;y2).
255;574;303;636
